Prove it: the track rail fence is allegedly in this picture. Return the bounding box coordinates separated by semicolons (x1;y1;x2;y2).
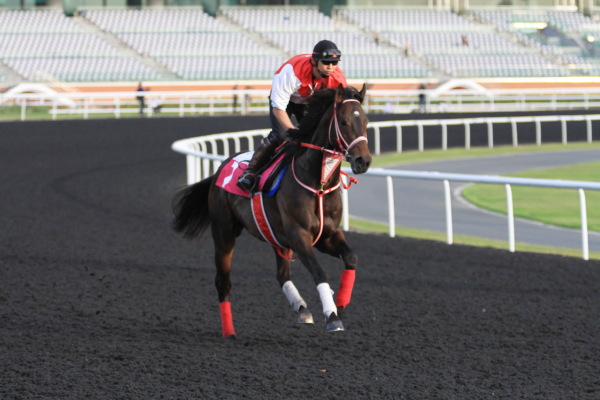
172;115;600;260
5;87;600;120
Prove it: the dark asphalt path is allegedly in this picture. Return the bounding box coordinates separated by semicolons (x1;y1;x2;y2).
347;149;600;253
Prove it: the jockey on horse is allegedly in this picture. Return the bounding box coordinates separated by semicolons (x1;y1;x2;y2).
237;40;347;192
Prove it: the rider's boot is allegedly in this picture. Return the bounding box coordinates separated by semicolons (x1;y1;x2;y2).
237;139;275;191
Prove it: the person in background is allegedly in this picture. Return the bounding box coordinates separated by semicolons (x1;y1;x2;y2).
418;83;427;113
136;82;147;115
237;40;347;191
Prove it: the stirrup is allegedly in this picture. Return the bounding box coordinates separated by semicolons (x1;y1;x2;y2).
237;173;257;191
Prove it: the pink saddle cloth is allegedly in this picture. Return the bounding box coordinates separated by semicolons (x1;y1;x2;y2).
215;152;285;197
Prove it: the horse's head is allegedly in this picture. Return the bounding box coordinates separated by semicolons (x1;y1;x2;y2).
330;85;371;174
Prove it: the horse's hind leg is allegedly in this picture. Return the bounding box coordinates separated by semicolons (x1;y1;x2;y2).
212;215;242;338
315;230;357;318
214;240;236;338
275;250;313;324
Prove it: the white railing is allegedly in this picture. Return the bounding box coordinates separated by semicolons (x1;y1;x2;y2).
355;168;600;261
4;87;600;120
368;114;600;154
171;115;599;260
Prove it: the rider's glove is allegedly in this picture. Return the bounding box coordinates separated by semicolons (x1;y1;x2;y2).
286;128;301;139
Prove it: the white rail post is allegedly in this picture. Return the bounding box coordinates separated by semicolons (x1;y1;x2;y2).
20;98;26;121
342;176;349;232
487;120;494;148
386;176;395;238
373;126;381;155
464;122;471;150
535;118;542;145
561;117;567;144
443;179;453;245
395;123;403;153
579;188;589;261
441;122;448;151
510;118;518;147
505;184;515;252
418;123;424;152
586;116;592;144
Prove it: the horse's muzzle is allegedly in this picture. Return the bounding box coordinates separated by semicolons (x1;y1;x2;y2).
349;154;371;174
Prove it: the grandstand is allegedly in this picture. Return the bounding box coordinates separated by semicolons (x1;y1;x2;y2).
1;4;600;85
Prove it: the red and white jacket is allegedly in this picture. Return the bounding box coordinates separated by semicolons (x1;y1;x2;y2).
270;54;347;110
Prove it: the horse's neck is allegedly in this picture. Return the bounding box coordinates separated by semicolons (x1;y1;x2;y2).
295;107;341;187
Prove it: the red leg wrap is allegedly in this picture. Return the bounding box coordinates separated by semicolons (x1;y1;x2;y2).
220;301;236;338
335;269;356;308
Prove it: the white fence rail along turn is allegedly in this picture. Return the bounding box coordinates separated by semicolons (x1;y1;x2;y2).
171;116;600;260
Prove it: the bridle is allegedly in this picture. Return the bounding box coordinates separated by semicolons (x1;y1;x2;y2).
329;99;368;160
300;98;368;161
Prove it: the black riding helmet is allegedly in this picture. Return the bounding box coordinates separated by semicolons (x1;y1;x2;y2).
312;40;342;62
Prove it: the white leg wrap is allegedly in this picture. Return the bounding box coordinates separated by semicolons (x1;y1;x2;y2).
317;282;337;318
282;281;307;312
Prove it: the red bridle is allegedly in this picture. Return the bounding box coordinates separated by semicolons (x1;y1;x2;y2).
300;98;368;159
329;99;368;158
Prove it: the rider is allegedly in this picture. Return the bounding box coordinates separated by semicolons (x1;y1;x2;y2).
237;40;348;191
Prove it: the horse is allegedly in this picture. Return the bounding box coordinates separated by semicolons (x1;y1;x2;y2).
172;84;371;338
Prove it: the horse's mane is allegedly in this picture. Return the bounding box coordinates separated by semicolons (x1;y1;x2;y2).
282;86;362;160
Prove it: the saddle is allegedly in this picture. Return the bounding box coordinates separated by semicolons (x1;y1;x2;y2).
215;149;289;197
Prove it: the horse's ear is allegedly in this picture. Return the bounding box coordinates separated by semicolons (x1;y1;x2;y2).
359;84;367;103
335;84;345;103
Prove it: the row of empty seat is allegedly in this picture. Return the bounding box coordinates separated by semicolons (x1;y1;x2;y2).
117;32;273;57
337;8;481;32
0;9;82;33
474;9;598;34
0;33;120;58
1;7;600;82
264;32;395;55
82;8;230;33
426;54;572;77
4;56;161;82
384;31;530;55
221;7;339;32
158;55;286;81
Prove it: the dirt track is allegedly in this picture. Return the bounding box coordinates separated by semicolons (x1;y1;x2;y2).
2;118;600;399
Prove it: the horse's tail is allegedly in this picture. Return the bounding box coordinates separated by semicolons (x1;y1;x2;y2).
172;176;214;239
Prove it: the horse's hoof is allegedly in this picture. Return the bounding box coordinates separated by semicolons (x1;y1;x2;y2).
325;312;345;332
297;306;314;324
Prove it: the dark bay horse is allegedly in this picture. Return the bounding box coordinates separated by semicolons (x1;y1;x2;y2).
172;85;371;338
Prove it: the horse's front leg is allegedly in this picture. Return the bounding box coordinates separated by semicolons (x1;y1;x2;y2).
290;232;344;332
274;249;313;324
315;229;357;319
